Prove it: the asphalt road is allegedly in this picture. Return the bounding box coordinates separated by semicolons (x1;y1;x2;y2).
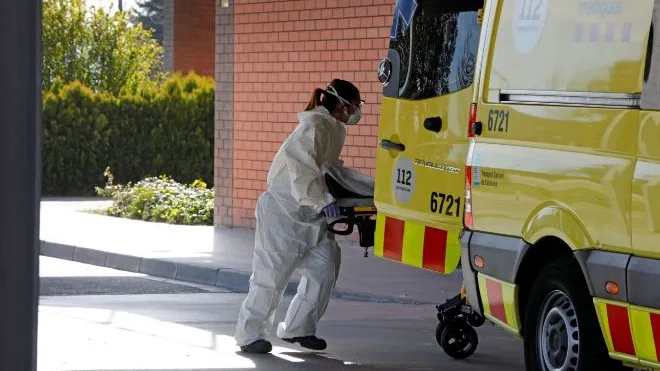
39;256;228;296
38;257;525;371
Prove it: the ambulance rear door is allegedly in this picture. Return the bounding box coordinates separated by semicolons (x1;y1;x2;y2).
373;0;484;274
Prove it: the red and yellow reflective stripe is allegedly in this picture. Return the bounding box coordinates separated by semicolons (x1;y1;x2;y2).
382;216;404;261
594;300;660;368
373;214;461;274
594;299;638;363
477;273;521;335
630;306;660;368
608;304;636;355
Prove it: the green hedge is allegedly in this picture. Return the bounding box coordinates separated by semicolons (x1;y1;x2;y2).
42;72;215;196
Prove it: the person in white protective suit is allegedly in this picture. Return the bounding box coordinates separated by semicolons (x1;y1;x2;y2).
234;79;375;354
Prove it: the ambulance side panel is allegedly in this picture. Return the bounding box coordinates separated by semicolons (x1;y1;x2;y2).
464;0;660;366
471;0;652;256
629;2;660;368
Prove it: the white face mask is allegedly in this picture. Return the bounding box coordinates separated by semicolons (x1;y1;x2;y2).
325;86;362;126
343;106;361;126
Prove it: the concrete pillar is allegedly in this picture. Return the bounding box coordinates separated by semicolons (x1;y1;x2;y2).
214;0;234;229
0;0;41;369
162;0;174;72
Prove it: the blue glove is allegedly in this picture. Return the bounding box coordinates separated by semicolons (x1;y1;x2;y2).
323;203;341;218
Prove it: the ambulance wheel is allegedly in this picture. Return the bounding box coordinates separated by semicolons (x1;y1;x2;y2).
523;258;626;371
440;321;478;360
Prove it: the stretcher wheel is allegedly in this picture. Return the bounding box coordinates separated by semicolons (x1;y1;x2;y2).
434;321;447;346
467;312;486;328
440;320;478;360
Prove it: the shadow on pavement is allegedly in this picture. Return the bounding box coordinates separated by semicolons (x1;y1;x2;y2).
70;353;397;371
39;276;210;296
38;297;403;371
225;351;394;371
76;351;388;371
37;270;524;371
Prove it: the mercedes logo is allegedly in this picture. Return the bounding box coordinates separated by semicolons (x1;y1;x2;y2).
377;59;392;86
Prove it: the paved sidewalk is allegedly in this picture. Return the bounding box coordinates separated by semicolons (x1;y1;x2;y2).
39;200;463;305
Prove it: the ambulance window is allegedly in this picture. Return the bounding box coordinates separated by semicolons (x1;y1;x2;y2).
642;1;660;110
390;0;482;100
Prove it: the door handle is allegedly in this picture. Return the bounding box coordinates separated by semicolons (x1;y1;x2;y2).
379;139;405;152
423;117;443;132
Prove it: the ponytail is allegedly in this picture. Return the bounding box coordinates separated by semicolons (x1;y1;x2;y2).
304;88;325;111
303;79;360;113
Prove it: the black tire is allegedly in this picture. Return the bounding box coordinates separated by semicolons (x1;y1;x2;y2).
522;257;624;371
440;320;478;360
435;321;446;347
468;312;486;328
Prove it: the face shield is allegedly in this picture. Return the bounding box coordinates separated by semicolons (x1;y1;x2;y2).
325;86;365;125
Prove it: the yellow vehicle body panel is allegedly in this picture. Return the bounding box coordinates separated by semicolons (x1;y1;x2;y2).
470;106;638;254
632;112;660;260
374;91;473;274
486;0;651;94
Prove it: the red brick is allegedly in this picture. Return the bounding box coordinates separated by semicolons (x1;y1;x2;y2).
227;0;396;226
173;0;214;76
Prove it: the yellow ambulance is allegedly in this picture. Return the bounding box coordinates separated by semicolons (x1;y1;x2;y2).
373;0;660;370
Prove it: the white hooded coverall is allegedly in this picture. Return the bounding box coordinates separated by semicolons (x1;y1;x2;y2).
234;105;374;346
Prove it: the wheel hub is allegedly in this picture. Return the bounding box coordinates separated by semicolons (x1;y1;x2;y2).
537;291;580;371
438;320;479;360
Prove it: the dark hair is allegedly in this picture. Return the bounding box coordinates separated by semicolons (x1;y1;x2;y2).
304;79;360;112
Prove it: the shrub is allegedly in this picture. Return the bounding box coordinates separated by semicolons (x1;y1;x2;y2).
95;167;214;226
42;72;215;196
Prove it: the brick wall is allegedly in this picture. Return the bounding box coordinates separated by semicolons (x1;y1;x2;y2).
214;0;396;228
174;0;216;77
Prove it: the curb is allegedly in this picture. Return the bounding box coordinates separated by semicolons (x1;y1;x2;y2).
40;241;435;306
